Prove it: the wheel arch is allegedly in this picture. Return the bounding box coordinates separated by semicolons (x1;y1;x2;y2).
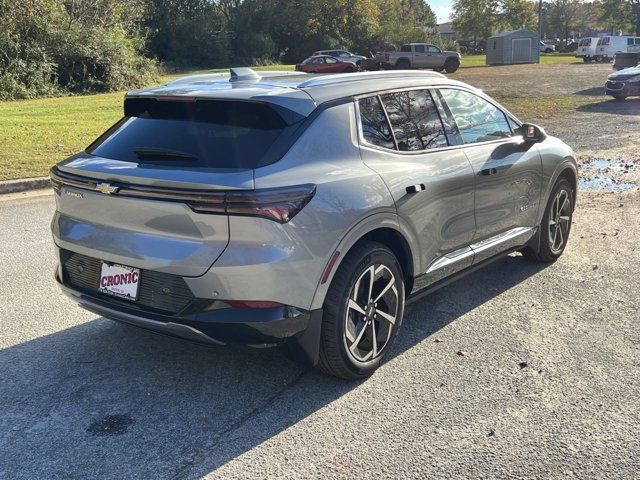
309;215;418;310
395;57;411;68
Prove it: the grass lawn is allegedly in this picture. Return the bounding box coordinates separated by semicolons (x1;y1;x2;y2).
0;55;579;181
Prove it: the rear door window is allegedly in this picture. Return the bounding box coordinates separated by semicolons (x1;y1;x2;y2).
358;96;395;150
88;100;288;169
439;89;511;144
380;90;448;151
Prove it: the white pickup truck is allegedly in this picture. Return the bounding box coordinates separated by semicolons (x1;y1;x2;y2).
375;43;461;73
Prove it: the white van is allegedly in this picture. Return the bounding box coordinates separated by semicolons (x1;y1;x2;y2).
595;36;640;62
576;37;599;62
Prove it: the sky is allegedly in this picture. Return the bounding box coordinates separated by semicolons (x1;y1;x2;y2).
430;0;453;23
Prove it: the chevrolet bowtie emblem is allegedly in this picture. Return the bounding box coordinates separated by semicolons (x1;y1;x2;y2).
96;182;119;195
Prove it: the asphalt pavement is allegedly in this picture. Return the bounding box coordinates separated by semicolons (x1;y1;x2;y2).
0;190;638;479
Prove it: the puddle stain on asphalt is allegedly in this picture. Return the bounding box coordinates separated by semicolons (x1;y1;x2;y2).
86;414;135;437
579;158;637;192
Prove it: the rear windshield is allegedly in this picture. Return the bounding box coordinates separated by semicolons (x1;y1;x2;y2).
88;99;287;169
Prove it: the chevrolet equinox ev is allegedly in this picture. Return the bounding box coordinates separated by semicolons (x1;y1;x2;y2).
51;68;577;379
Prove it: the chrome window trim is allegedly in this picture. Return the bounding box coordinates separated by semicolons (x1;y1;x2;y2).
354;84;525;157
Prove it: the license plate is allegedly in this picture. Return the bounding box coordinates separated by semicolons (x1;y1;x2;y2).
98;262;140;301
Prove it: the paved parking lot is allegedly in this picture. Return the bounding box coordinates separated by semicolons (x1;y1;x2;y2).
1;62;639;479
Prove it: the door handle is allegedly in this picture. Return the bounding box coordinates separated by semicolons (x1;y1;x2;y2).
406;184;426;194
481;167;498;176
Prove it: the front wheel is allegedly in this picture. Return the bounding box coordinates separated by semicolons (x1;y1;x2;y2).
523;178;573;262
317;241;405;379
444;58;460;73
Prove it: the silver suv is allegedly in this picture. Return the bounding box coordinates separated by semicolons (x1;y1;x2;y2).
51;68;577;379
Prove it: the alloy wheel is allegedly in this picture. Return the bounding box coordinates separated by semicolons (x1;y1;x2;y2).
344;264;399;362
548;188;571;254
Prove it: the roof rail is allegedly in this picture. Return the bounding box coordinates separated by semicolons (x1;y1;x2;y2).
296;70;446;88
229;67;261;83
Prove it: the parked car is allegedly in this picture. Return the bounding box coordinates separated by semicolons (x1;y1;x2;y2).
595;36;640;63
560;41;579;53
375;43;461;73
313;49;366;66
296;55;357;73
540;41;556;53
576;37;600;62
605;63;640;100
50;68;577;379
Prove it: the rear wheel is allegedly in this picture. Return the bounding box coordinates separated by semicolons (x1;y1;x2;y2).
612;94;627;101
582;57;592;63
523;178;573;263
444;58;460;73
317;241;405;379
395;59;410;69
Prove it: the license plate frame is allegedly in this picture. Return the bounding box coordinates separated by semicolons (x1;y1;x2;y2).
98;262;141;302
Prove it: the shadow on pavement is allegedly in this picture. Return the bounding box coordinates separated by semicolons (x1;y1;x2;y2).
574;87;605;96
0;254;547;479
577;97;640;115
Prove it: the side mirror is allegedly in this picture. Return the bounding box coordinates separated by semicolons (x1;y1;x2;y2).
517;123;547;143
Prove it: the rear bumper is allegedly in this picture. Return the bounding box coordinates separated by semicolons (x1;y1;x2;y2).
55;264;323;364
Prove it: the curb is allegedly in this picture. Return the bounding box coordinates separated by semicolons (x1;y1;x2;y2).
0;177;51;195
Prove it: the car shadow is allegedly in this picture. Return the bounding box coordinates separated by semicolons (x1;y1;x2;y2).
574;87;605;96
0;254;548;478
577;97;640;115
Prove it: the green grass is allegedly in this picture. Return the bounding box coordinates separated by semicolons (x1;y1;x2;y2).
461;52;578;68
0;56;579;181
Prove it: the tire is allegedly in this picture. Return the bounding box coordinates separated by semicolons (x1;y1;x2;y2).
523;178;574;263
582;57;592;63
395;59;410;69
343;66;355;73
444;58;460;73
317;241;405;379
545;48;553;53
612;94;627;101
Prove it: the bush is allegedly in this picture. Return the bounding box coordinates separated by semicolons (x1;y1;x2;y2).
0;0;158;100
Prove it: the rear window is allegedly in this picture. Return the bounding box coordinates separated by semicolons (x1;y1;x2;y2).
87;99;287;169
401;45;412;52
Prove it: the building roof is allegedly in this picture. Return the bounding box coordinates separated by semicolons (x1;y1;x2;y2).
490;29;538;38
126;68;470;117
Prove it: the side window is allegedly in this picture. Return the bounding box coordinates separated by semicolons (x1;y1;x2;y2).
629;38;635;46
380;90;448;151
427;46;440;53
414;45;425;53
325;57;338;64
636;38;640;45
439;89;512;144
358;96;395;150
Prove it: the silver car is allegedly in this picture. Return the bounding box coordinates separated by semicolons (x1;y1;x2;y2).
51;68;577;379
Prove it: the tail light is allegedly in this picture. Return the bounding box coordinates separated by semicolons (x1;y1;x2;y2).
189;184;316;223
384;54;390;62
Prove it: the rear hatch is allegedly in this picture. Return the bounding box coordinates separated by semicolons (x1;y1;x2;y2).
52;98;292;277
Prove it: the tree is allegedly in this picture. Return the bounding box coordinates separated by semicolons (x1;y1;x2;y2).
631;0;640;35
451;0;500;42
500;0;538;31
598;0;632;34
546;0;584;42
